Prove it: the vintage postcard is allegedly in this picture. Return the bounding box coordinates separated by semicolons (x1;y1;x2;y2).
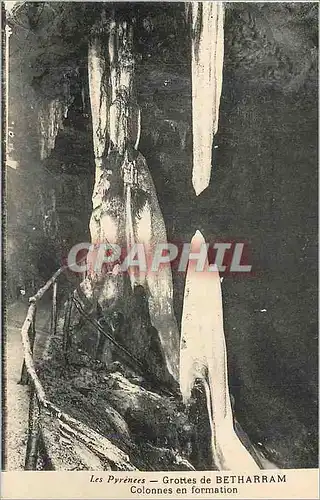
2;1;318;499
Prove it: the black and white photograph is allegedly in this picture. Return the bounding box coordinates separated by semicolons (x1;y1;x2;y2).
2;0;318;488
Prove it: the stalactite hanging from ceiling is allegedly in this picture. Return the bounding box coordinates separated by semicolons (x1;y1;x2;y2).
38;97;69;161
190;1;224;196
37;64;76;161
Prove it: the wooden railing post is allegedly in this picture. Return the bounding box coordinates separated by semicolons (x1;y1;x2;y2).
19;305;37;385
50;280;58;336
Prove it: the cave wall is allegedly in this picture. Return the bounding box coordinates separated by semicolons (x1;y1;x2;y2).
6;8;94;298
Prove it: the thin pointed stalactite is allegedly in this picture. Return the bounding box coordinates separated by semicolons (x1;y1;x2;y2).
180;230;260;470
190;2;224;195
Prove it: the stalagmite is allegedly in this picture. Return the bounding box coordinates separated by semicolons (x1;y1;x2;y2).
180;230;259;470
190;2;224;195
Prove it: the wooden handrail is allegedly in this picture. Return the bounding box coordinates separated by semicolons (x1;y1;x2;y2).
20;301;47;404
20;260;139;470
20;259;87;388
28;258;86;303
29;265;66;303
